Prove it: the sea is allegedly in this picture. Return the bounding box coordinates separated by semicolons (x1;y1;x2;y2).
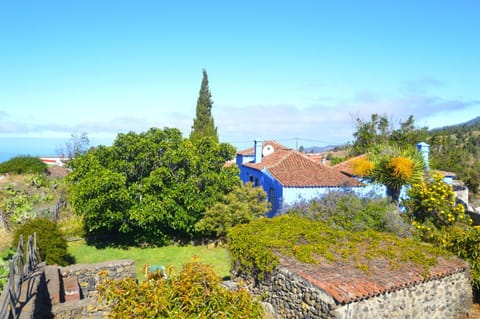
0;137;113;163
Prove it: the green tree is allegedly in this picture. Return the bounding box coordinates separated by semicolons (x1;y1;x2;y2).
67;128;239;245
195;183;268;238
428;128;480;194
190;69;218;143
391;115;428;147
351;114;391;155
351;114;427;156
67;152;131;236
56;132;90;159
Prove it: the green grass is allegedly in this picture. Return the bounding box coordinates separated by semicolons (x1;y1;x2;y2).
67;240;231;280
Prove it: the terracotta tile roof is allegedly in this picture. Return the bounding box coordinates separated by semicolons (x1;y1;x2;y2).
244;149;363;187
278;254;468;304
304;153;324;164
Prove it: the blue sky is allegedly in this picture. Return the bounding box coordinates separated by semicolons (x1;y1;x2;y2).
1;1;479;160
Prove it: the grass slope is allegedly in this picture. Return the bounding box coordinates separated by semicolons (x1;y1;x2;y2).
68;240;231;280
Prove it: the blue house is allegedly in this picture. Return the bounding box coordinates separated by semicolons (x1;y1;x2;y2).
236;141;365;217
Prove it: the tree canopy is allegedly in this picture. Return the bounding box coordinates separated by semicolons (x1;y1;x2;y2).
351;114;428;156
428;125;480;193
190;69;218;143
66;127;239;245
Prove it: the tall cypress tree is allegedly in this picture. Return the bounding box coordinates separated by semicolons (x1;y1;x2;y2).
190;69;218;142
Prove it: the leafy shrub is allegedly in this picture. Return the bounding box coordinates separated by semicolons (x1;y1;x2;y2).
329;156;345;165
195;183;269;238
228;215;448;281
58;214;85;239
0;156;47;175
404;172;471;231
404;172;480;293
13;218;72;266
98;261;264;319
286;191;409;236
439;225;480;291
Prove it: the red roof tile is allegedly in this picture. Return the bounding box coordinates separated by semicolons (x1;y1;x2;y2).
243;149;363;187
305;153;324;164
278;254;468;304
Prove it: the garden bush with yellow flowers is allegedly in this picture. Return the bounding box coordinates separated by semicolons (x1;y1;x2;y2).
403;172;480;292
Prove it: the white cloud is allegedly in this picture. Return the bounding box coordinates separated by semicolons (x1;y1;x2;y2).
216;91;479;149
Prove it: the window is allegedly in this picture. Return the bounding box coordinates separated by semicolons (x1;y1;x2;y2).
269;187;275;205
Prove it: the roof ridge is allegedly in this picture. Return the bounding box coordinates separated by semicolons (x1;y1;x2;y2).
268;149;296;169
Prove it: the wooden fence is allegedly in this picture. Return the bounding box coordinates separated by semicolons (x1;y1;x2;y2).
0;233;40;319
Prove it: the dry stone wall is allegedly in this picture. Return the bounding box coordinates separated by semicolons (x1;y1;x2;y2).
59;259;136;298
52;259;136;318
236;266;472;319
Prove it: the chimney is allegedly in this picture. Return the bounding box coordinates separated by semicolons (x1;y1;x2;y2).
416;142;430;171
254;140;262;163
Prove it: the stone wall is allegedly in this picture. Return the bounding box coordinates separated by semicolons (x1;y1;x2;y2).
59;259;136;298
236;266;472;319
52;259;136;318
332;271;471;319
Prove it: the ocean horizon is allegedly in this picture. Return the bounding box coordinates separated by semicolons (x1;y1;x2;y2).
0;137;113;163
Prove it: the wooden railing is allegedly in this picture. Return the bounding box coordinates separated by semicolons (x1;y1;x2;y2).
0;233;40;319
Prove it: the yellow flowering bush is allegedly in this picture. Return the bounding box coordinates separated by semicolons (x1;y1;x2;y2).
405;172;480;292
405;172;470;234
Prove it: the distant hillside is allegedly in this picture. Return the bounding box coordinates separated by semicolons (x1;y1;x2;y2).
463;115;480;127
426;115;480;195
430;115;480;133
303;144;348;153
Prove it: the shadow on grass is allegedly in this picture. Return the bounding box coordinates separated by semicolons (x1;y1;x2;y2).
84;234;135;249
64;253;76;265
83;229;193;249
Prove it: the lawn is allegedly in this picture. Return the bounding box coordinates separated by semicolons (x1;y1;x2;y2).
67;240;231;280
